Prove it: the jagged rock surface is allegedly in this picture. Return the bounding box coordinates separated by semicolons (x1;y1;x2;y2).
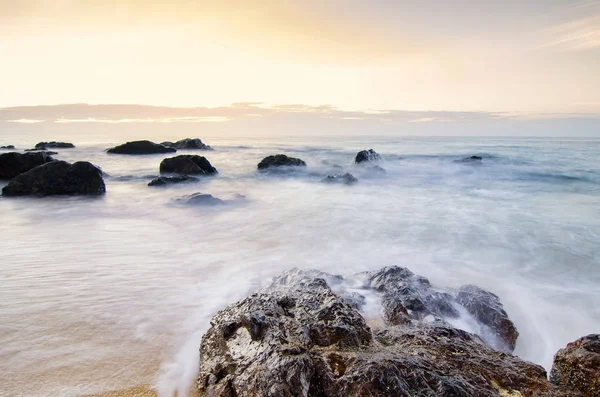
551;334;600;396
355;149;381;164
198;267;579;397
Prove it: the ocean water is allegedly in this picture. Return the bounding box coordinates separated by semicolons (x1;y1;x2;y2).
1;132;599;397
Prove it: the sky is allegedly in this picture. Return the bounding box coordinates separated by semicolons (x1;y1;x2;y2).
1;0;600;119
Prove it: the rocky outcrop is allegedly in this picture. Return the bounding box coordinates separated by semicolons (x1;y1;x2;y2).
160;155;218;175
454;156;483;164
162;138;213;150
148;175;199;186
107;140;176;155
355;149;381;164
456;285;519;352
35;141;75;150
0;152;54;179
198;267;579;397
2;160;105;196
551;334;600;396
24;149;58;155
257;155;306;170
0;145;15;149
321;173;358;185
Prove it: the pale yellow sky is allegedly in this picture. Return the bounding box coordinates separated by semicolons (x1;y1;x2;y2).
1;0;599;114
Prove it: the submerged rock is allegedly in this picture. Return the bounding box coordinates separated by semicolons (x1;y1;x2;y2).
198;267;578;397
0;152;54;179
454;156;483;164
107;140;176;155
551;334;600;396
162;138;213;150
2;160;105;196
160;155;218;175
0;145;15;149
148;175;199;186
321;173;358;185
182;192;224;206
355;149;381;164
367;165;387;174
257;154;307;170
35;141;75;150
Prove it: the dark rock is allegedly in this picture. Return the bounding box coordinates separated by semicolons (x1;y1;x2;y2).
183;192;224;206
148;175;199;186
198;267;579;397
0;152;54;179
160;141;174;147
24;149;58;155
454;156;483;164
35;141;75;150
366;266;460;327
321;173;358;185
162;138;213;150
257;154;307;170
355;149;381;164
0;145;15;149
2;160;105;196
551;334;600;396
160;155;218;175
107;140;176;155
456;285;519;352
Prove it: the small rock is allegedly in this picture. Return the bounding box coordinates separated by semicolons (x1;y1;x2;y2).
35;141;75;150
355;149;381;164
454;156;483;164
0;152;54;179
148;175;199;186
321;173;358;185
2;160;105;196
160;155;218;175
551;334;600;396
107;140;176;155
0;145;15;150
257;154;306;170
162;138;213;150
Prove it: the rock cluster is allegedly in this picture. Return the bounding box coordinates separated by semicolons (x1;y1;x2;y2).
34;141;75;150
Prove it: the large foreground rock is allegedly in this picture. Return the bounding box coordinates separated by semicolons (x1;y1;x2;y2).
0;152;54;179
258;154;306;170
198;267;579;397
160;155;218;175
551;334;600;396
107;140;176;155
2;160;105;196
162;138;213;150
355;149;381;164
35;141;75;150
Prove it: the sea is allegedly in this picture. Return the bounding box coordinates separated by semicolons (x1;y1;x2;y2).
1;131;599;396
